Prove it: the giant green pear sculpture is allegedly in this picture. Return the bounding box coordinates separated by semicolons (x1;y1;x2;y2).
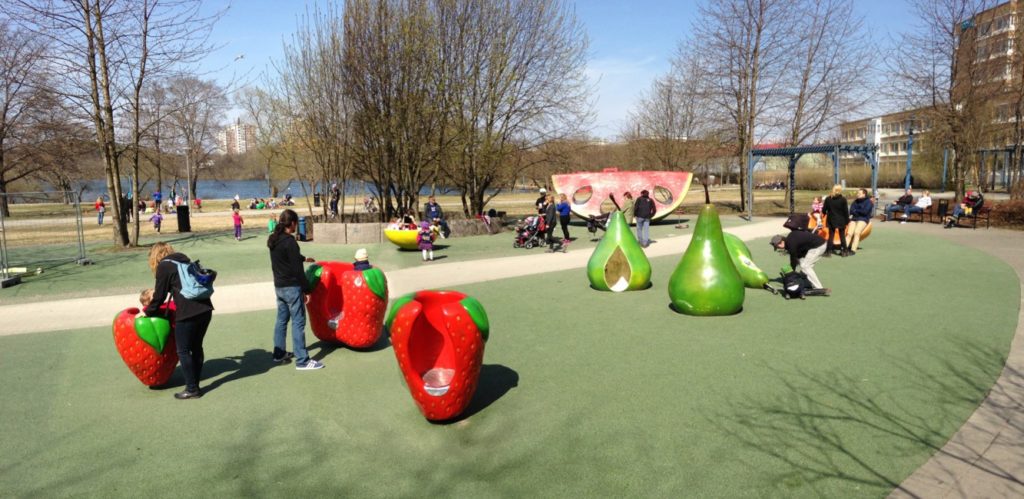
722;232;770;288
668;204;745;315
587;210;652;292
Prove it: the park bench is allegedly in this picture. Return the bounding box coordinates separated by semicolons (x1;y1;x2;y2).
878;199;932;223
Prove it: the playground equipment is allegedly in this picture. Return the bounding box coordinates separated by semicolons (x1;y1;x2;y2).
384;229;421;250
386;290;489;421
551;168;693;221
112;308;178;386
586;210;651;292
305;261;388;349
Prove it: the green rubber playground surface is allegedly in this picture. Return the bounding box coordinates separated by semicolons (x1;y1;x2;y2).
0;228;1018;497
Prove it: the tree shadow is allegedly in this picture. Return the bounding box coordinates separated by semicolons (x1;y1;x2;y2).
709;337;1023;496
436;364;519;425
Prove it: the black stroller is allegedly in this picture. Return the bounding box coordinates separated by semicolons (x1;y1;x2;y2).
586;213;610;240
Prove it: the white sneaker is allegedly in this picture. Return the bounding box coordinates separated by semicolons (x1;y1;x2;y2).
900;221;907;224
296;359;324;370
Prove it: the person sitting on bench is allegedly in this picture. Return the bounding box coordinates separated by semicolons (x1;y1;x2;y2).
899;190;932;223
944;190;984;228
883;189;914;221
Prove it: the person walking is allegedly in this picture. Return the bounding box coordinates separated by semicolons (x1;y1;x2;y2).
621;191;635;225
144;242;215;399
847;188;873;255
95;196;105;225
822;184;850;257
268;209;324;370
633;190;656;247
232;209;244;241
542;194;559;251
556;193;572;241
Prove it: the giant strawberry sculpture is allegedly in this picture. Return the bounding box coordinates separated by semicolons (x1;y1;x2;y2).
113;308;178;386
306;261;389;349
386;290;489;421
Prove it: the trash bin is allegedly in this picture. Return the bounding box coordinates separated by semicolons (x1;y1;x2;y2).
314;193;321;207
936;199;949;220
298;217;307;241
176;205;191;232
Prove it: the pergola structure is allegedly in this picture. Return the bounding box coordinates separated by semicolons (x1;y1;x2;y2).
746;144;880;220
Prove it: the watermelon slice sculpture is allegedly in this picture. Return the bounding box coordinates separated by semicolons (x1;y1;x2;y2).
551;168;693;221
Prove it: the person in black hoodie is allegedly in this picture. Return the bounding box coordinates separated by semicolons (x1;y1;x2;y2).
822;184;850;257
144;242;214;399
268;209;324;370
847;189;874;255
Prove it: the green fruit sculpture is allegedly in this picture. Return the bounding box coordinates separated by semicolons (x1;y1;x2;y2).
668;204;745;315
722;232;769;288
587;210;652;292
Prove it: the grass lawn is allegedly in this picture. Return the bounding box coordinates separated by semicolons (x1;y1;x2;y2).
0;227;1018;497
0;214;740;305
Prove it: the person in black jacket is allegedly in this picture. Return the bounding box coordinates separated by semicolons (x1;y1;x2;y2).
847;189;874;255
268;209;324;370
542;194;559;251
144;242;214;399
633;189;657;247
771;231;830;293
821;184;850;257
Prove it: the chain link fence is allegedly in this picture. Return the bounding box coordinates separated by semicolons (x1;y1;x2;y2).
1;192;89;286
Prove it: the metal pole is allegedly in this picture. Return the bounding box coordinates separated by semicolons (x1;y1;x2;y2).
746;151;755;221
74;193;88;264
832;146;840;185
905;118;914;189
942;148;949;192
870;150;879;199
788;155;798;215
0;194;8;280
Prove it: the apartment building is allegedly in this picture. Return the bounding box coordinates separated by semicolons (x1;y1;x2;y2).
217;119;257;155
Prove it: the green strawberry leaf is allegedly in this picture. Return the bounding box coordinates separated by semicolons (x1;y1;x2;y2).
134;316;172;353
460;296;490;342
305;263;323;289
385;292;417;329
362;268;387;300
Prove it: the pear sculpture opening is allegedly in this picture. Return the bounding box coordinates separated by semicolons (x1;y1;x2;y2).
668;204;745;315
587;210;651;292
722;232;769;288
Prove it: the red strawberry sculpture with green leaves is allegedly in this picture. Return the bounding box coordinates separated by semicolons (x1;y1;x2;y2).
386;290;489;421
112;307;178;386
305;261;389;349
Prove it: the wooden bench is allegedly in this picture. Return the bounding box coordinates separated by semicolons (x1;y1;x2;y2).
963;205;991;229
878;202;932;223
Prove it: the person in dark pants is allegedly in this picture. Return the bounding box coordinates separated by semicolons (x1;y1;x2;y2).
771;231;830;293
542;194;558;250
423;195;450;238
268;209;324;370
556;193;572;241
144;242;214;399
633;190;657;247
822;184;850;257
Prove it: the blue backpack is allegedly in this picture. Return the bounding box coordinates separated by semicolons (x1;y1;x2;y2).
165;259;216;300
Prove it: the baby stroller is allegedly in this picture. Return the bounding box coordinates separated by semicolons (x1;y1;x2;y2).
586;213;610;239
513;216;547;249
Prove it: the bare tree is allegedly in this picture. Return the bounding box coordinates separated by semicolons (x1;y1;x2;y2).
783;0;873;146
236;84;285;198
695;0;799;211
435;0;591;216
166;74;227;202
891;0;999;200
0;20;50;216
4;0;222;246
277;4;349;218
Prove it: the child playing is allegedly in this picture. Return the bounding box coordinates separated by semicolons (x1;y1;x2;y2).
149;210;163;233
810;196;824;230
140;288;175;315
232;209;244;241
417;221;434;261
353;248;372;270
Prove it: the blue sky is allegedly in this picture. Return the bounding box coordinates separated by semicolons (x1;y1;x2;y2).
200;0;914;139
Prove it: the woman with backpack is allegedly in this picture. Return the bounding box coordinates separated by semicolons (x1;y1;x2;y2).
144;241;215;399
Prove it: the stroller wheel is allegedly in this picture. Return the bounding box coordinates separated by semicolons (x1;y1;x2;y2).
525;241;534;249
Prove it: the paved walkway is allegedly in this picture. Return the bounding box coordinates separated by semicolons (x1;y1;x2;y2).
889;223;1024;498
0;219;785;336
